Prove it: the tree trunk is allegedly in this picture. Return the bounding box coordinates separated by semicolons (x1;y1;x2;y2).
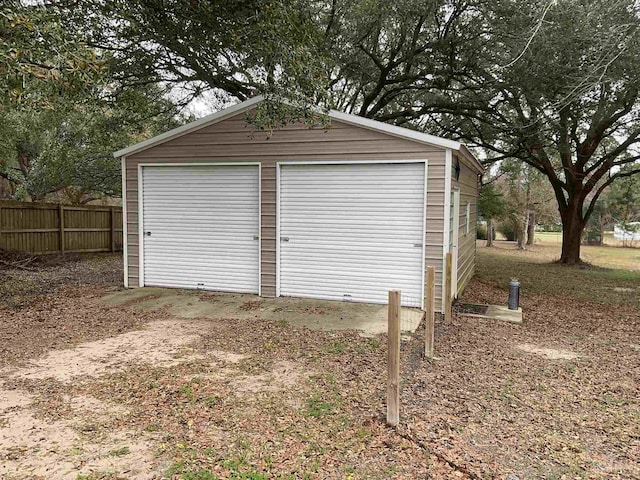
517;214;528;250
559;206;585;264
487;219;493;247
526;211;535;245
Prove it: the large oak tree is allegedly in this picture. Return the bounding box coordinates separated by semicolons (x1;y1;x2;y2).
439;0;640;263
56;0;640;261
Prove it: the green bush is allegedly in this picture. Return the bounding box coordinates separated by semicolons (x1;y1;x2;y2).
477;223;488;240
498;222;516;241
582;229;602;246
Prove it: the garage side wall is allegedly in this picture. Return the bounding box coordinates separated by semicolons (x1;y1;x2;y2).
452;155;479;295
125;110;448;307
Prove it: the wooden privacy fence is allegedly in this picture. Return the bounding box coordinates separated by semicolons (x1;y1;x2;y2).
0;201;123;254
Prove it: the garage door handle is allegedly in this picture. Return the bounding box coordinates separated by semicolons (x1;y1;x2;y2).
144;231;152;237
253;235;259;240
280;236;289;242
413;243;422;247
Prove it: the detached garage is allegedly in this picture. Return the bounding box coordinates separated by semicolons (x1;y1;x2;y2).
114;96;483;312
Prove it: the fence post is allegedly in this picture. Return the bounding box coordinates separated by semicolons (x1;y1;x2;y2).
110;207;116;253
425;266;436;358
387;289;401;427
445;252;452;322
58;204;65;254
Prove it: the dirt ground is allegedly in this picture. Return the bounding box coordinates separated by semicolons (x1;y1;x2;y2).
0;248;638;479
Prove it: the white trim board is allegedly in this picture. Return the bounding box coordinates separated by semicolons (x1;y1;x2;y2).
451;187;460;298
442;148;453;313
275;162;281;297
121;156;128;288
258;163;262;297
421;161;428;311
137;163;144;287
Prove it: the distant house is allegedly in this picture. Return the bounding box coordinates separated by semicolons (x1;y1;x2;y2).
114;96;483;312
614;223;640;242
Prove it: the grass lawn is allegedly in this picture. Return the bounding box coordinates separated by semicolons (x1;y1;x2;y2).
530;232;640;271
474;240;640;303
0;247;639;479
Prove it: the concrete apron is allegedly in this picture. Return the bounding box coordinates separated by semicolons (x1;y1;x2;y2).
102;287;422;336
460;305;523;324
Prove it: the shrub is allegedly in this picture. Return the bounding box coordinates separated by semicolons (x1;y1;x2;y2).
582;229;602;246
498;222;516;241
477;223;488;240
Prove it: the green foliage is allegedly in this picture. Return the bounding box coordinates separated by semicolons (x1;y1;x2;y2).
498;222;516;242
453;0;640;260
0;2;184;202
0;86;181;202
477;223;488;240
63;0;330;132
182;470;219;480
324;341;346;354
304;394;335;417
607;164;640;225
109;446;130;457
478;183;506;221
0;2;107;109
539;224;562;232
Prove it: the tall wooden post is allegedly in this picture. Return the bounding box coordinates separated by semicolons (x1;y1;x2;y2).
58;204;65;253
425;266;436;358
110;207;116;252
445;252;452;322
387;290;401;427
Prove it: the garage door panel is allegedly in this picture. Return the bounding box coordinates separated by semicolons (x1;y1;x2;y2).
142;165;259;293
279;162;425;307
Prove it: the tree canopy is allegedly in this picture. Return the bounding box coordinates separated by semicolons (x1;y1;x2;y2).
435;0;640;261
0;1;183;202
2;0;640;261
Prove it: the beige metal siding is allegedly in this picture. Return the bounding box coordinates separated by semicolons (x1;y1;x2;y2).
452;155;479;295
125;110;449;305
425;161;446;309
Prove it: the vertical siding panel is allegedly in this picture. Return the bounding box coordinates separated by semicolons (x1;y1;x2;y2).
453;160;480;293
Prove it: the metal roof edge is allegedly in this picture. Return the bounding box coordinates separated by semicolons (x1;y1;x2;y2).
328;109;462;151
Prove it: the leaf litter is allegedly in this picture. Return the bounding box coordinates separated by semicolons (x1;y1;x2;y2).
0;249;638;478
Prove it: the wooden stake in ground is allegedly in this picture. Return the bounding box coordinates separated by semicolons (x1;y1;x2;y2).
425;266;435;358
387;290;401;427
445;252;452;322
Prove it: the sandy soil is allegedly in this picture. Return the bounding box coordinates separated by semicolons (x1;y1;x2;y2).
0;300;313;479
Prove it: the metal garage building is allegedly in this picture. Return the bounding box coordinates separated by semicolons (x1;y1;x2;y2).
114;96;483;311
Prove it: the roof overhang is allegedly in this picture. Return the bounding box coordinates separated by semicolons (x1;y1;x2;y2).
114;95;484;173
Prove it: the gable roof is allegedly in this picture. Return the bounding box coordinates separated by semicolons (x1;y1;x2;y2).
113;95;483;172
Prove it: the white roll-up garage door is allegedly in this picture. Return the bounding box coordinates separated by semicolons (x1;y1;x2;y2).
141;164;259;293
279;162;426;307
